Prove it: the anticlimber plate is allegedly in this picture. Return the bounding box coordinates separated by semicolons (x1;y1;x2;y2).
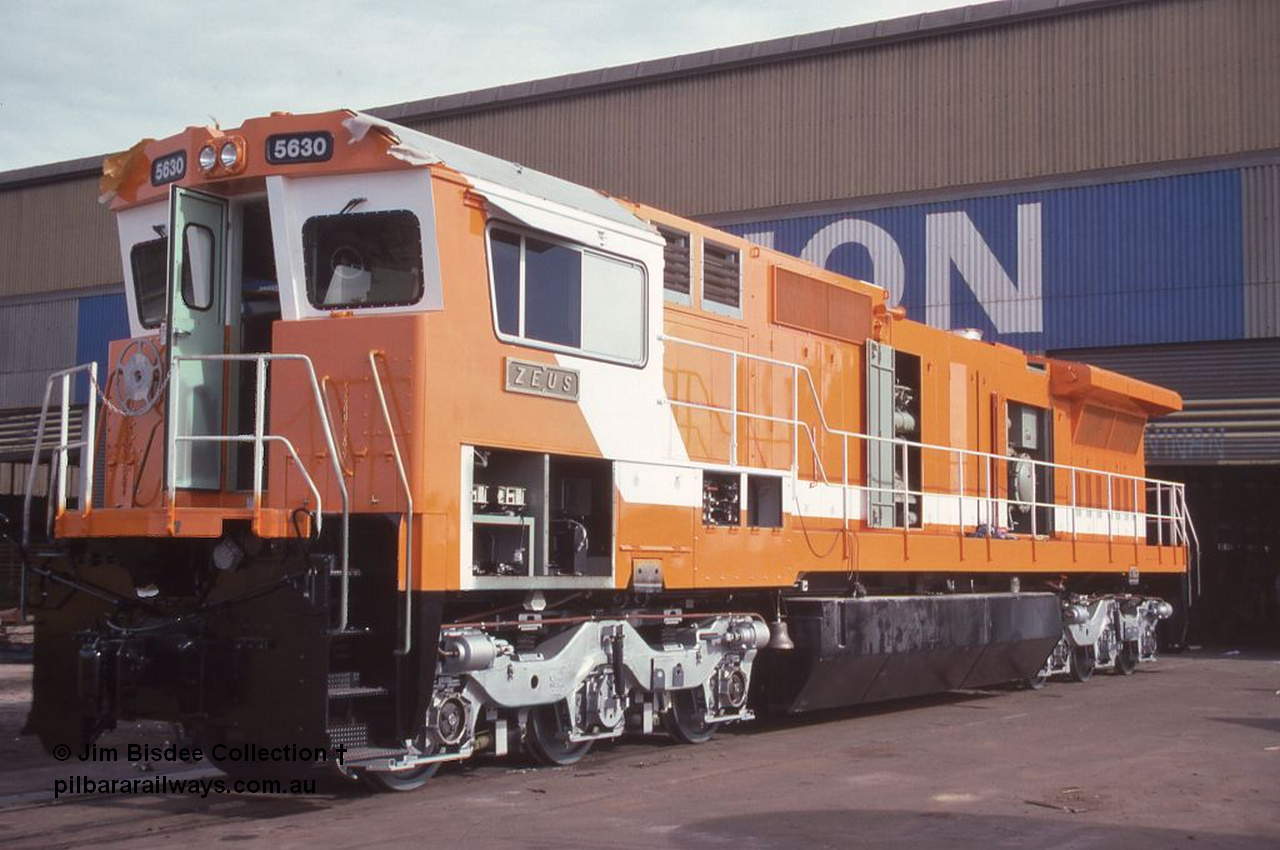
504;357;579;402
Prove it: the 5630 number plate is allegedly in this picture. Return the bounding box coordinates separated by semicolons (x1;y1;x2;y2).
265;131;333;165
150;150;187;186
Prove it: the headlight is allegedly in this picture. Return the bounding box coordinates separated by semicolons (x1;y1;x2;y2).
198;145;217;172
219;141;240;170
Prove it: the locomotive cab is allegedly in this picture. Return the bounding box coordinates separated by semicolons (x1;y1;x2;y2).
24;119;456;776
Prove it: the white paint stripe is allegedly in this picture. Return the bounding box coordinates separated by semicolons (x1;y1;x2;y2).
619;464;1147;539
616;461;701;509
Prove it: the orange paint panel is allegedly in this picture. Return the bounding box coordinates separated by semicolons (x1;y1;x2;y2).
694;525;807;588
853;532;1185;576
57;506;302;539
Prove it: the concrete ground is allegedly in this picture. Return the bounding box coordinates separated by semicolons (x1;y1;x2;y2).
0;650;1276;849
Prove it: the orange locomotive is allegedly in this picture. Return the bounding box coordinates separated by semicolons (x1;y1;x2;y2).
13;110;1192;790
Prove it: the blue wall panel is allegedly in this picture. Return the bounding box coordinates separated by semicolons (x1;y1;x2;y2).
74;292;129;403
727;170;1245;351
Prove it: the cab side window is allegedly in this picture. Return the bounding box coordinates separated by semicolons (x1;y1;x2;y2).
487;226;646;366
130;237;168;328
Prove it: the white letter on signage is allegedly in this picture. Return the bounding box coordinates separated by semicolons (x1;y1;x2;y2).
925;203;1042;333
737;229;775;250
800;220;906;306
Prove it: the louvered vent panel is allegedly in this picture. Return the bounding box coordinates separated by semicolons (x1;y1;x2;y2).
658;227;690;296
702;240;740;310
774;267;872;344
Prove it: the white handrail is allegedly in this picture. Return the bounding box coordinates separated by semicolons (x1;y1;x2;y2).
662;333;1190;488
369;350;414;656
661;334;1189;548
22;363;97;547
176;434;324;519
169;353;352;631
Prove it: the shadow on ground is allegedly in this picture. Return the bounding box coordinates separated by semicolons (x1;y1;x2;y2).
1209;716;1280;734
672;808;1275;849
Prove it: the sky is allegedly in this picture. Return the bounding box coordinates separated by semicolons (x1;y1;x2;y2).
0;0;966;174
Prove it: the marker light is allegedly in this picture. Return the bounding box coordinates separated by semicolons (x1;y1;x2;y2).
219;141;240;170
198;145;217;172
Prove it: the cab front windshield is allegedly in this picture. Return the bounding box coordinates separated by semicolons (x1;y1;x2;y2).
303;210;424;309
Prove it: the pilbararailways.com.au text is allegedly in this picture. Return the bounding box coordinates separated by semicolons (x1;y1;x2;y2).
54;775;318;799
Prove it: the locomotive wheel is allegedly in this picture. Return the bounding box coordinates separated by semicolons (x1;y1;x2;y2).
361;761;440;793
1069;646;1095;682
1114;642;1138;676
663;688;716;745
1022;667;1050;690
526;702;593;767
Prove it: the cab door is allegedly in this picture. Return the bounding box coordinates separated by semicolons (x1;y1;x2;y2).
167;187;228;490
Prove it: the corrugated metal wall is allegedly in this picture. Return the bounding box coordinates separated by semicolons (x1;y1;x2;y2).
74;292;130;400
407;0;1280;218
0;289;125;464
1059;340;1280;400
0;289;125;406
724;167;1262;351
0;297;79;407
1;1;1276;301
0;176;120;298
1053;340;1280;464
1243;164;1280;338
0;412;84;462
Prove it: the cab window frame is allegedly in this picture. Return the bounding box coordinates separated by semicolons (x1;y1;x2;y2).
301;208;426;311
180;223;216;312
130;236;169;329
484;221;649;369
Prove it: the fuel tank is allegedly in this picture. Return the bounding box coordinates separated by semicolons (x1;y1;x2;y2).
754;592;1063;713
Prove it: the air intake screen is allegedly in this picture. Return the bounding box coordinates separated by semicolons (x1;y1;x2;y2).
658;226;690;296
1077;404;1145;453
773;267;872;344
703;240;740;310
